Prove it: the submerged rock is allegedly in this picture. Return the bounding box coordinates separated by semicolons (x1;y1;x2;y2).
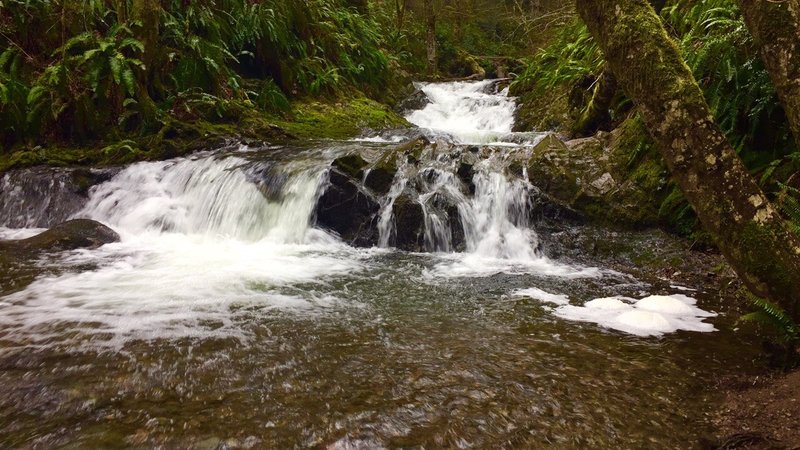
314;170;380;247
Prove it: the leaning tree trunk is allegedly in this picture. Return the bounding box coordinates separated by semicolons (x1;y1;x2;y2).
575;0;800;319
739;0;800;146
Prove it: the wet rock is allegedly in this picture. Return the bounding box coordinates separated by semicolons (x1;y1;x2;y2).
392;193;426;251
364;168;395;196
455;162;476;196
429;192;466;251
332;154;369;179
9;219;120;253
364;151;398;196
0;167;119;228
0;219;120;295
314;170;380;247
396;88;431;114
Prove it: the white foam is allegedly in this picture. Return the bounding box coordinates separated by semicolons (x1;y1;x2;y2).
584;297;631;310
0;231;365;348
635;295;696;315
512;288;570;305
350;135;405;143
426;252;602;279
553;294;716;337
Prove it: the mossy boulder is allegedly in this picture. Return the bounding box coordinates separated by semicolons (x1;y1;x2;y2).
364;150;400;195
333;154;369;179
447;50;487;80
526;119;668;227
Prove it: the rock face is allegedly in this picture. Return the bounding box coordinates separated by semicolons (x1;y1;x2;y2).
392;192;426;251
314;170;380;247
527;125;667;226
314;118;665;251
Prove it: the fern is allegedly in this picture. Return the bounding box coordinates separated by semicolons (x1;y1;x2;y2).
739;295;800;347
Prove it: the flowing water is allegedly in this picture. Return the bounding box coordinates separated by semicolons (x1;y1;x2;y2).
0;81;758;448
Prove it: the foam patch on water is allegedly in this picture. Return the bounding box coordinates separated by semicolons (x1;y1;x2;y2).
0;227;46;240
512;288;569;305
553;294;716;337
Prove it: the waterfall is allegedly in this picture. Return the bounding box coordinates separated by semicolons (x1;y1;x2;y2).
405;80;518;144
79;155;327;243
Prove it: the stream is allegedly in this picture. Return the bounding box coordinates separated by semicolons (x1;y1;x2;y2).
0;80;759;448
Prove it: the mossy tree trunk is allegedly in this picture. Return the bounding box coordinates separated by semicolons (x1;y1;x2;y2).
576;0;800;318
573;68;618;137
425;0;437;76
131;0;160;126
572;0;664;137
739;0;800;146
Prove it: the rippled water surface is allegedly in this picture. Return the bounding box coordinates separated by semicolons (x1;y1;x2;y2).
0;81;758;448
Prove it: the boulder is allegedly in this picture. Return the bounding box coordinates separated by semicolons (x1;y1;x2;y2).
395;89;432;114
364;150;398;196
332;154;369;179
392;193;426;252
525;124;666;227
456;162;475;195
6;219;120;253
314;170;380;247
0;219;120;295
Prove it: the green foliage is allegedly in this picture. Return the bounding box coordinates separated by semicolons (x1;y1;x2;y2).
739;294;800;367
775;181;800;236
510;19;602;96
0;0;398;150
663;0;794;158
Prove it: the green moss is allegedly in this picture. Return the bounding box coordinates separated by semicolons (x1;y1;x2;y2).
739;222;794;288
270;96;410;140
0;94;408;174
